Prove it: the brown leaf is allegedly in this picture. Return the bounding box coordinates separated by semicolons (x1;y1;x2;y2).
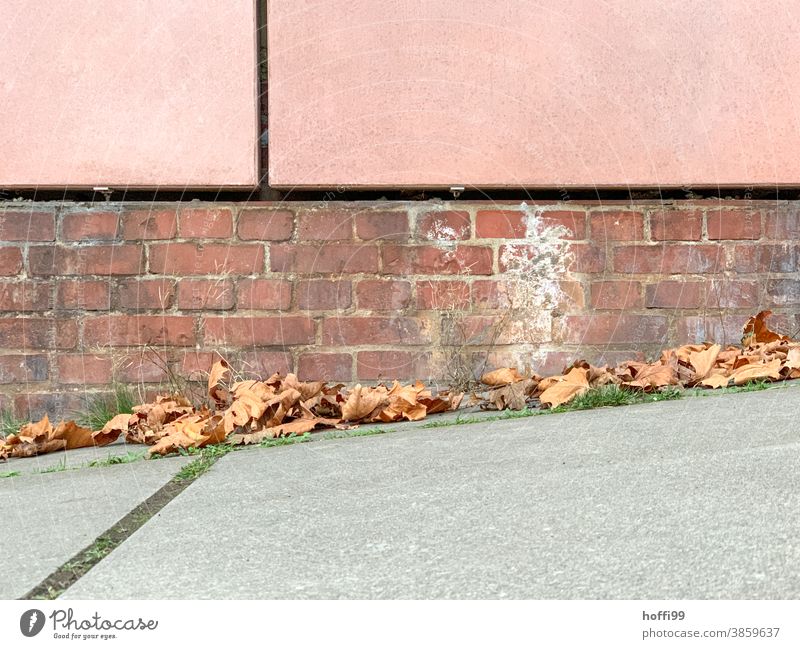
688;344;721;381
785;347;800;370
487;378;537;410
730;358;782;385
229;417;340;445
741;310;790;347
52;421;98;450
539;368;590;408
699;372;730;389
208;359;232;405
481;367;526;386
342;384;389;421
622;362;677;390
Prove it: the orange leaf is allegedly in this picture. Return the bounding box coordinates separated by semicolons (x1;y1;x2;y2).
539;368;590;408
342;385;389;421
700;372;730;389
741;310;789;347
688;344;721;381
730;358;782;385
481;367;526;386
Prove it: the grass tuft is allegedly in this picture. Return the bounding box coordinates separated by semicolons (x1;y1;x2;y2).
76;384;137;431
552;384;682;412
0;470;20;479
87;451;145;468
0;409;25;437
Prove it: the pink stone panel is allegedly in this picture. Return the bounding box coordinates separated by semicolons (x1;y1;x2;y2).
0;1;258;189
267;1;800;189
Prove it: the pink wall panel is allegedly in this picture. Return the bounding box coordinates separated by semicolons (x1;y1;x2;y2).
0;0;259;189
267;0;800;189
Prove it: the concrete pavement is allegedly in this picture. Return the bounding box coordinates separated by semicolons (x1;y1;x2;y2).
56;384;800;599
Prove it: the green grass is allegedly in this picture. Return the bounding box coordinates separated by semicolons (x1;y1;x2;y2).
0;409;25;437
320;427;388;440
552;384;683;412
0;470;20;479
175;443;236;481
76;384;137;431
36;457;68;474
685;379;776;397
87;451;145;468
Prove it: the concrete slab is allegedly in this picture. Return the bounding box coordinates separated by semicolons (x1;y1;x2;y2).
1;456;188;599
3;439;149;478
64;387;800;599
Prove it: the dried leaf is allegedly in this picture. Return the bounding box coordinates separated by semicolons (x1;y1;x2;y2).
741;310;789;347
539;368;590;408
688;344;721;381
481;367;526;386
622;362;677;390
342;385;389;421
730;358;782;385
487;378;537;410
700;372;730;389
208;359;232;405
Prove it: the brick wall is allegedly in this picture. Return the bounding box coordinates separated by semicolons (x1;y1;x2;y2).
1;200;797;419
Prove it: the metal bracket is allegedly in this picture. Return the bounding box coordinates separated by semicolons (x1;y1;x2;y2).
449;186;465;199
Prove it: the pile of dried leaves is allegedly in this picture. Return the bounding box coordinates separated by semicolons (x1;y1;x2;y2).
2;311;798;461
480;310;800;410
0;360;463;459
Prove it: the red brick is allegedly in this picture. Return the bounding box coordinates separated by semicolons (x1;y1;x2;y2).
61;210;119;241
177;279;235;310
121;208;178;240
754;244;800;273
475;210;525;238
28;245;144;276
356;280;412;311
84;315;195;346
57;355;113;385
565;243;605;273
297;209;354;240
732;245;758;272
589;210;644;242
56;280;111;311
117;279;176;310
0;318;77;349
537;211;585;239
0;209;55;241
179;351;224;380
356;211;410;241
237;208;294;241
417;211;470;241
707;209;760;240
471;280;510;310
590;281;643;309
649;209;703;241
677;314;792;346
0;281;52;311
613;244;724;274
322;317;432;346
149;243;263;275
0;248;23;275
204;316;315;346
270;243;379;274
558;280;586;310
296;279;351;310
764;206;800;239
416;280;471;309
382;245;493;276
356;350;430;381
765;279;800;306
298;353;352;382
443;313;551;345
15;393;85;421
178;206;233;238
709;280;760;309
555;314;668;344
645;281;706;308
237;279;291;310
113;351;169;383
0;354;48;384
239;351;294;378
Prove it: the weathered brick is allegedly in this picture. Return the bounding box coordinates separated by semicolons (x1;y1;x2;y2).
732;245;758;272
416;280;471;309
613;244;724;274
83;315;195;346
677;314;792;346
590;281;643;309
475;210;525;238
204;316;315;346
0;281;52;311
237;208;294;241
754;244;800;273
177;279;235;310
0;248;24;275
565;243;605;273
356;280;412;311
270;243;379;274
0;318;77;349
443;313;551;345
149;243;263;275
117;278;175;310
589;210;644;242
121;208;178;240
298;353;352;382
649;209;703;241
417;211;470;241
61;210;119;241
56;280;111;310
15;392;85;421
296;279;352;310
0;354;48;384
645;281;706;308
322;317;432;346
382;245;493;276
356;350;430;381
113;351;169;383
237;279;291;310
238;351;294;378
707;209;760;240
178;206;233;238
57;354;113;385
555;314;668;344
764;205;800;239
765;279;800;306
709;280;760;309
28;245;144;276
538;210;585;239
179;351;224;380
356;211;410;241
297;209;354;240
471;280;510;310
0;209;55;241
